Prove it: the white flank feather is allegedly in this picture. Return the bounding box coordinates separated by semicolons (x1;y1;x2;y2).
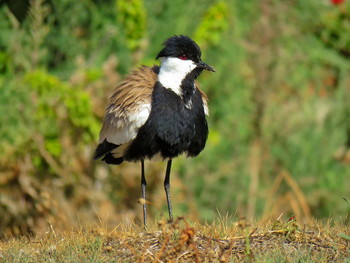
203;103;209;116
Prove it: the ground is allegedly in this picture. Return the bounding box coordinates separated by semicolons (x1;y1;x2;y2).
0;217;349;262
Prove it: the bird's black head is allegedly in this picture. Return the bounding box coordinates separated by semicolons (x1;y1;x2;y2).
156;35;215;72
156;35;201;62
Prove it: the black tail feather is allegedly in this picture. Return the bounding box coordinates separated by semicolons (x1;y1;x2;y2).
94;139;119;160
102;153;124;165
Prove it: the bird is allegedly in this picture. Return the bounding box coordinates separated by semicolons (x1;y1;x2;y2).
94;35;215;225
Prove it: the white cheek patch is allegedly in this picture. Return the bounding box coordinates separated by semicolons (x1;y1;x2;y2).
158;57;197;96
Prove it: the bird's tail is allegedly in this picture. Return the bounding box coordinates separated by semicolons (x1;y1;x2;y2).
94;140;124;165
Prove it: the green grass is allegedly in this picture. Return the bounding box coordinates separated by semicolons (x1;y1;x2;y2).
0;217;349;262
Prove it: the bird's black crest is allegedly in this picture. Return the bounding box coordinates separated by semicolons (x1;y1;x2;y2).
156;35;202;62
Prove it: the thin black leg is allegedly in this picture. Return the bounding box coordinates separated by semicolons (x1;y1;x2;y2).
140;160;147;226
164;159;173;222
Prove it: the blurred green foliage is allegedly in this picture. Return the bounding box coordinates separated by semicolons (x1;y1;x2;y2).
194;1;229;49
0;0;349;235
116;0;147;51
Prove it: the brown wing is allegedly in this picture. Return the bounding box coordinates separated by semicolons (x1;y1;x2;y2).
99;66;158;146
195;81;209;115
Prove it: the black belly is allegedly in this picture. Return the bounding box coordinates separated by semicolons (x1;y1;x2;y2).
124;83;208;161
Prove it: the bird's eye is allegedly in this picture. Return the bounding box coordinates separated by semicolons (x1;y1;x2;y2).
179;55;187;60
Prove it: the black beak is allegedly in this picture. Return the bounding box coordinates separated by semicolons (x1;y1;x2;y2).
197;61;215;72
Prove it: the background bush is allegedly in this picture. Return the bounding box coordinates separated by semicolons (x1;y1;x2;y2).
0;0;349;235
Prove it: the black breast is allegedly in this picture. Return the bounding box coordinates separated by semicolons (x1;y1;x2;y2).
124;82;208;161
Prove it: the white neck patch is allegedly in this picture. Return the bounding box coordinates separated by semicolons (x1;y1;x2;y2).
158;57;197;97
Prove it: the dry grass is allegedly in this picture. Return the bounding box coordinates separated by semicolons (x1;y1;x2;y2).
0;217;349;262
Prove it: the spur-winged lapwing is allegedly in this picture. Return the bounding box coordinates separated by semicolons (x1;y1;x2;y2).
94;35;215;225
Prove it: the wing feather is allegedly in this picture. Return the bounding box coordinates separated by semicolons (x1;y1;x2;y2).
99;66;158;148
195;81;209;116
